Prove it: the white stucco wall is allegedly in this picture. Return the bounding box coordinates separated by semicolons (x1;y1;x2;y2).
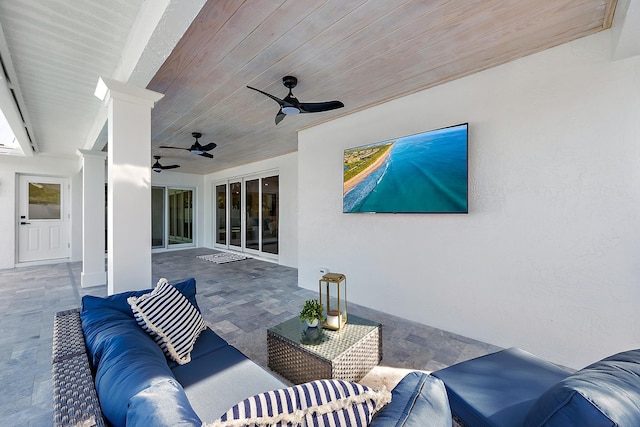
0;155;82;269
204;152;298;268
298;31;640;369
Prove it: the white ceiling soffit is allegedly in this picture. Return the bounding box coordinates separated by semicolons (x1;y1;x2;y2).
0;0;206;158
0;19;33;156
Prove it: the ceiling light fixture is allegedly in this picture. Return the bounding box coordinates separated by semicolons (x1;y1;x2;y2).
281;106;300;115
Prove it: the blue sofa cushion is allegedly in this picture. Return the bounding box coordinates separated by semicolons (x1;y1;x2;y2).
432;347;573;427
80;281;203;427
126;378;201;426
172;345;286;422
81;277;200;367
369;371;452;427
524;349;640;427
167;327;229;369
82;277;200;319
86;315;200;426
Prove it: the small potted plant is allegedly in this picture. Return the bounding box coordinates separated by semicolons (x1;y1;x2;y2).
299;299;323;328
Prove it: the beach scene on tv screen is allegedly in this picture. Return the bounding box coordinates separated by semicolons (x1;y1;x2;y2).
343;123;468;213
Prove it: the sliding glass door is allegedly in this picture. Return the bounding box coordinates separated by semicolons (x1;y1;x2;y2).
245;179;260;251
168;189;193;245
230;181;242;250
152;186;195;250
215;184;226;246
151;187;165;249
261;175;279;254
214;173;278;258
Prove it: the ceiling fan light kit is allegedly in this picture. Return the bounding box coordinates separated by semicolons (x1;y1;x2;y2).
159;132;216;158
247;75;344;125
152;155;180;173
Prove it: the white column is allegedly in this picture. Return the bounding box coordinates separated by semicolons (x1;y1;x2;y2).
77;149;107;287
95;77;164;295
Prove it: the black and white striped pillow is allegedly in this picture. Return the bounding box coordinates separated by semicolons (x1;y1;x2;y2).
128;278;206;365
206;379;391;427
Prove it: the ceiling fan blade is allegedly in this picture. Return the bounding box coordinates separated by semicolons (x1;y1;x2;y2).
275;111;286;125
159;145;189;151
162;165;180;170
247;86;284;106
199;152;214;159
199;142;217;151
299;100;344;113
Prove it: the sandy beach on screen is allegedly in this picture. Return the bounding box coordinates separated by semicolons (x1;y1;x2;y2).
343;148;392;195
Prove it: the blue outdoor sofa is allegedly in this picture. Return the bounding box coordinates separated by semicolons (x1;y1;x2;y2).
51;278;452;426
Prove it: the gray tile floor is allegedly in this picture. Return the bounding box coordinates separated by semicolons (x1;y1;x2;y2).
0;248;500;426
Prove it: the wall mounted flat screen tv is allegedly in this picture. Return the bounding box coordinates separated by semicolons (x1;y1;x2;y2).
343;123;468;214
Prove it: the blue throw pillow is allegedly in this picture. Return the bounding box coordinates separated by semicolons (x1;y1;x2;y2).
369;371;452;427
91;320;183;426
524;349;640;426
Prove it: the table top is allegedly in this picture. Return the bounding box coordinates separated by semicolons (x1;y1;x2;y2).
267;314;381;361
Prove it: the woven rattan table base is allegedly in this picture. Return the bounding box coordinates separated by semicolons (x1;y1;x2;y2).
267;319;382;384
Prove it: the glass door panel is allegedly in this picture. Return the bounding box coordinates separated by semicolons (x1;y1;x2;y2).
168;189;193;246
230;182;242;248
151;187;165;248
216;184;227;245
28;182;61;219
262;175;279;254
245;179;260;250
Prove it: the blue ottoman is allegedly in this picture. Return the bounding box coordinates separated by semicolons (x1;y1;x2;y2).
432;348;573;427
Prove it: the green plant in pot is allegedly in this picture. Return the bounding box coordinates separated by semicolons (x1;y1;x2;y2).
299;299;323;328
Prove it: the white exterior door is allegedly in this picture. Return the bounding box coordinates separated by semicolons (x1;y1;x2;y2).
18;175;70;263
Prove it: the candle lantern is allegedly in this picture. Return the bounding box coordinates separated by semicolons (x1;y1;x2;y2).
319;273;347;330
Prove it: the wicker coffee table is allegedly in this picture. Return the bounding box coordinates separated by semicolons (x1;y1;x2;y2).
267;314;382;384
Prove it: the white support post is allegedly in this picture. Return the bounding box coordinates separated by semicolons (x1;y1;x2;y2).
77;149;107;287
95;77;164;295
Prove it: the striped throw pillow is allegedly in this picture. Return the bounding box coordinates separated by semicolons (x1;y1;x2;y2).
128;278;206;365
206;379;391;427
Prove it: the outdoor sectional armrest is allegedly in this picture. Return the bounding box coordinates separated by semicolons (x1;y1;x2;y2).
52;308;107;427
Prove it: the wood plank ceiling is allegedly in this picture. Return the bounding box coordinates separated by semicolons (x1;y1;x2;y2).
148;0;616;174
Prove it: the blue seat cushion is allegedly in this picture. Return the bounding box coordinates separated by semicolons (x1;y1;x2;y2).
369;371;452;427
524;349;640;427
172;345;286;421
167;327;229;369
432;347;573;427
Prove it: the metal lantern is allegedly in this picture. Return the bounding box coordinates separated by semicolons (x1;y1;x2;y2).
319;273;347;330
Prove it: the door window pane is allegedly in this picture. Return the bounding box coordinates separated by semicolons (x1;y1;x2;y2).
230;182;242;247
262;176;279;254
216;184;226;245
168;189;193;245
245;179;260;250
28;182;61;219
151;187;165;248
